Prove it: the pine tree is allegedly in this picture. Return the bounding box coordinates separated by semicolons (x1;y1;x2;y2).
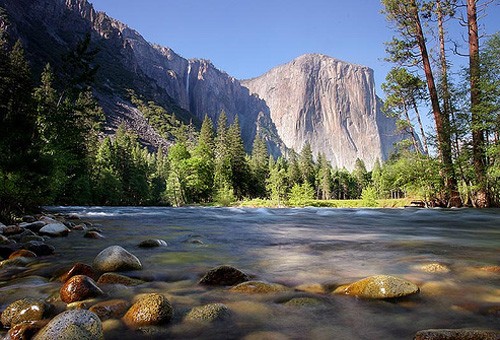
266;157;288;206
317;153;333;200
299;142;315;188
228;116;250;199
249;135;269;198
214;111;234;200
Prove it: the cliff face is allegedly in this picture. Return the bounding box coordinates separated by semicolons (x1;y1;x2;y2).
242;54;401;170
0;0;403;167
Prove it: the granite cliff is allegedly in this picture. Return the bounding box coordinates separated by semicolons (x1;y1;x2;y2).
242;54;402;170
0;0;404;169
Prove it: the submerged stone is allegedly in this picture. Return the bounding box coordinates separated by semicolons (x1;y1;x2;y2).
89;299;130;321
230;281;290;294
138;239;168;248
414;329;500;340
335;275;419;299
92;245;142;272
199;265;250;286
97;272;145;286
184;303;230;322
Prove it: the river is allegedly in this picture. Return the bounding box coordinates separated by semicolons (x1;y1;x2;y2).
10;207;500;338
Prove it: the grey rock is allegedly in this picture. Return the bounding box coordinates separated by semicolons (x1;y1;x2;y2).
414;329;500;340
334;275;419;299
33;309;104;340
92;245;142;272
21;221;46;232
199;265;250;286
38;223;70;237
138;239;167;248
185;303;230;322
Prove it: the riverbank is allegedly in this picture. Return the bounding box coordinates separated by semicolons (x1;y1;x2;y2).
238;198;413;208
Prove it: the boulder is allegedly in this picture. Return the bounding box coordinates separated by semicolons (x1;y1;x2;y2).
84;231;105;239
414;329;500;340
60;275;104;303
199;265;250;286
334;275;419;299
89;299;130;320
92;245;142;272
122;293;173;328
97;272;145;286
38;223;70;237
22;221;46;233
33;309;103;340
60;263;98;282
230;281;290;294
184;303;230;322
1;298;54;327
22;241;55;256
138;239;168;248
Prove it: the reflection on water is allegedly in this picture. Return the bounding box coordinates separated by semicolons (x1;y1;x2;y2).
22;207;500;338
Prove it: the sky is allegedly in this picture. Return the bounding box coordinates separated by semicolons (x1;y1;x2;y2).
90;0;500;129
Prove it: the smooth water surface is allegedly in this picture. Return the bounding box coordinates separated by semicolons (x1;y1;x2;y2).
14;207;500;338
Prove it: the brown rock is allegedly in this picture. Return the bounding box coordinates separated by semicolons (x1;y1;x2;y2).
7;320;50;340
84;231;105;239
414;329;500;340
3;225;24;236
8;249;37;259
122;293;173;328
199;265;250;286
230;281;290;294
336;275;419;299
479;266;500;273
60;263;98;282
0;298;54;328
89;299;130;320
97;272;145;286
60;275;104;304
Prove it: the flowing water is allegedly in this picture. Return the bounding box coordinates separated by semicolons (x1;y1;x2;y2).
3;207;500;339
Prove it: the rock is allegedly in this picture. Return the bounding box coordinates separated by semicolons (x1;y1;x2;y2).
92;245;142;272
38;216;59;224
283;297;323;307
33;309;103;340
23;221;46;233
417;263;451;273
65;213;81;220
9;229;36;242
67;299;100;310
97;272;145;286
184;303;230;322
414;329;500;340
138;239;167;248
230;281;290;294
0;234;10;244
8;249;37;259
84;231;105;239
199;265;250;286
0;257;34;268
22;215;37;223
72;224;87;231
0;298;54;327
3;225;24;236
0;243;21;259
89;299;130;320
60;263;98;282
479;266;500;273
335;275;419;299
295;283;328;294
122;293;173;328
242;53;404;171
38;223;70;237
22;241;55;256
7;320;50;340
60;275;104;303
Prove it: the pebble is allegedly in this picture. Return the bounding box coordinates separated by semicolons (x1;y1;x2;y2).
7;319;50;340
23;240;55;256
60;275;104;303
89;299;130;320
230;281;290;294
414;329;500;340
138;239;168;248
122;293;173;328
33;309;103;340
97;272;145;286
199;265;250;286
84;231;105;239
92;245;142;272
184;303;230;322
60;263;98;282
8;249;37;259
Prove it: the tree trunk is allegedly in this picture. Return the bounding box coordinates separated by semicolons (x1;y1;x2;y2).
402;99;421;153
410;0;461;207
467;0;489;207
411;98;429;154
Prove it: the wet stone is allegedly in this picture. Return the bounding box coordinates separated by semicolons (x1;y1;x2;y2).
199;265;250;286
23;241;55;256
122;293;173;329
283;297;323;307
92;245;142;272
138;239;168;248
184;303;230;322
22;215;37;223
3;225;24;236
7;319;50;340
97;272;145;286
89;299;130;321
33;309;103;340
417;263;451;273
8;249;37;259
60;275;104;304
84;231;105;239
22;221;46;233
0;298;54;328
230;281;290;294
335;275;420;300
60;263;98;282
38;223;70;237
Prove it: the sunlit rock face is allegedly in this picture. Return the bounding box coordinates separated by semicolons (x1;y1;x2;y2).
242;54;402;170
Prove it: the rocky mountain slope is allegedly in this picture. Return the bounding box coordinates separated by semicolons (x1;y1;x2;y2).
242;54;402;170
0;0;405;169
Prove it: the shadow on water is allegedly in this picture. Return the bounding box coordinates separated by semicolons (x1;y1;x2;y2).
21;206;500;339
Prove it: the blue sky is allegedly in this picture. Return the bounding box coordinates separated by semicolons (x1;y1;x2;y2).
90;0;499;129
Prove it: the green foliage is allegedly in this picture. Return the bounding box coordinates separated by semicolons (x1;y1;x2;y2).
266;157;288;206
288;182;315;207
361;186;378;207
